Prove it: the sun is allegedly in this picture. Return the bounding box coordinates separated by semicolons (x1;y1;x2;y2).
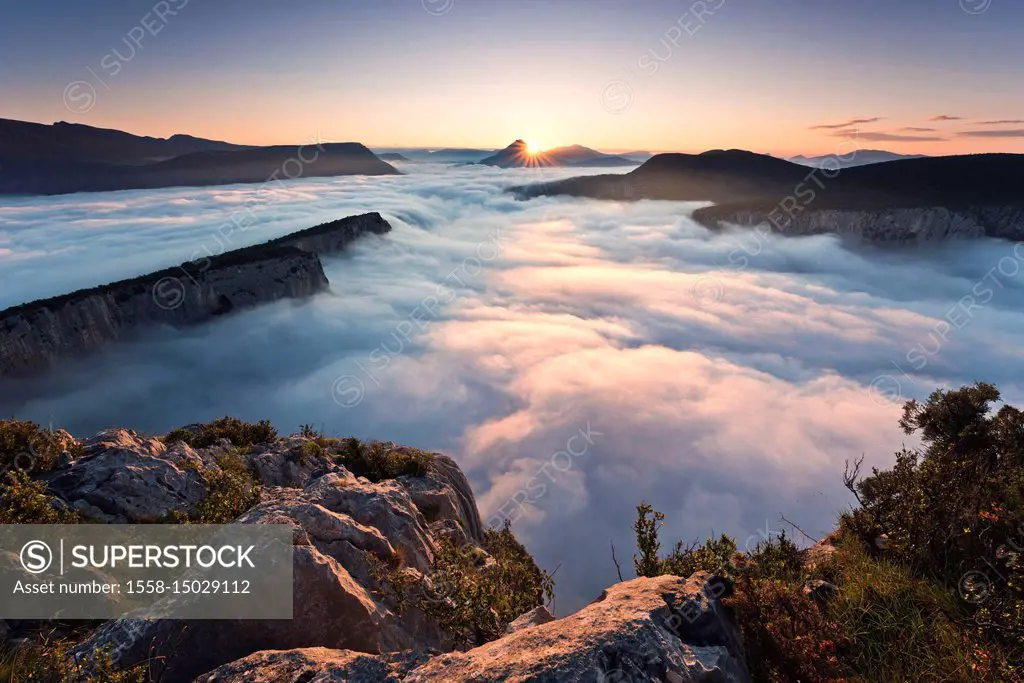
525;140;546;155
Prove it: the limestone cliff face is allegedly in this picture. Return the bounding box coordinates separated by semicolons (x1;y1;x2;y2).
277;211;393;253
693;205;1024;245
0;249;327;377
0;212;391;377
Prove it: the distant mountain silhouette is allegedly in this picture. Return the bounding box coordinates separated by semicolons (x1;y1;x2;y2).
478;140;637;168
513;149;806;201
512;149;1024;241
0;118;399;195
378;148;496;163
513;149;1024;207
378;152;413;162
621;151;655;162
422;148;495;163
0;118;247;165
789;149;926;169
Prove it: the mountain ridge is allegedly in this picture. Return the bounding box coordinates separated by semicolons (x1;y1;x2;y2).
0;118;399;195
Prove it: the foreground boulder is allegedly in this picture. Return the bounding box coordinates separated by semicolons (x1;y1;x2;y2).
64;432;482;681
200;572;751;682
45;429;218;522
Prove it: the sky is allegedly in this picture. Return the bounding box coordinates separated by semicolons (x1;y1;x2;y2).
4;163;1024;610
3;0;1024;155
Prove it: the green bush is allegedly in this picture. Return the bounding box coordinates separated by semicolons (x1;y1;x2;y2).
845;382;1023;675
168;451;260;524
0;639;146;682
633;501;737;578
163;416;277;450
374;521;554;648
336;438;434;482
298;440;324;464
0;418;80;475
0;471;81;524
631;381;1024;681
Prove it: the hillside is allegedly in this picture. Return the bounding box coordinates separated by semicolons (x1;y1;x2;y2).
0;118;247;165
0;119;400;195
479;140;637;168
512;150;1024;243
789;149;926;169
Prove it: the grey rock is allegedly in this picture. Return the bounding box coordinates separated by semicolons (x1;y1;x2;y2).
208;572;751;683
44;429;216;523
803;580;839;603
196;648;429;683
505;605;556;634
399;452;485;544
801;532;840;571
56;450;74;469
428;518;468;547
247;436;348;488
75;450;454;682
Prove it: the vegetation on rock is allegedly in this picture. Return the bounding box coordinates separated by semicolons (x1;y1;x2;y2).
0;418;81;474
0;638;146;682
335;437;435;482
374;520;555;648
168;449;261;524
633;381;1023;682
0;470;81;524
162;416;277;450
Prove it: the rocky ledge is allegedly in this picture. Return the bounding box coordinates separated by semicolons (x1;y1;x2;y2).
198;572;748;682
692;203;1024;245
0;212;391;377
2;424;749;682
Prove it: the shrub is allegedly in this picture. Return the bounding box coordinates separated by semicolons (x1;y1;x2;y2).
631;381;1024;681
0;471;81;524
163;416;277;450
845;382;1024;674
0;418;80;475
297;440;324;464
374;521;554;648
0;639;146;682
168;451;260;524
727;576;846;683
633;502;736;578
336;438;434;482
744;531;804;583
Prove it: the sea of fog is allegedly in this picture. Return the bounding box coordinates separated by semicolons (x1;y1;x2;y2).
3;162;1024;611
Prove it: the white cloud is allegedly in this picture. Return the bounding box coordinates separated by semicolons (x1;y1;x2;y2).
3;163;1024;611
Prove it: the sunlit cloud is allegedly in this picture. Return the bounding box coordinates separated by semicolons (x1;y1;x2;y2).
958;129;1024;138
808;117;883;130
3;165;1024;612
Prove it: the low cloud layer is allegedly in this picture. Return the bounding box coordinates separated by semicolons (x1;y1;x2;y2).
3;164;1024;611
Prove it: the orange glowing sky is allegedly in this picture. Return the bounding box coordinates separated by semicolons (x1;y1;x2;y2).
3;0;1024;156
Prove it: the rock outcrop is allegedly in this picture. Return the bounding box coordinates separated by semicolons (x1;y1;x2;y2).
65;430;473;682
692;204;1024;245
0;213;390;377
44;429;218;522
24;425;749;682
512;151;1024;244
199;573;750;682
